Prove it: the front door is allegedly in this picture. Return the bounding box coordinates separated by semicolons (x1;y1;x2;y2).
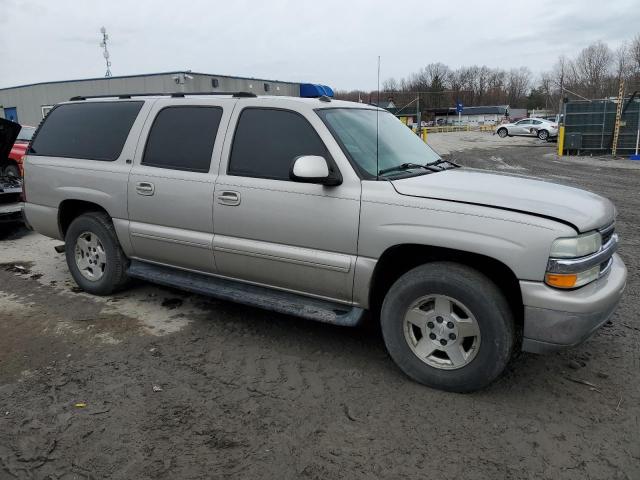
127;100;233;273
213;102;361;303
513;119;531;135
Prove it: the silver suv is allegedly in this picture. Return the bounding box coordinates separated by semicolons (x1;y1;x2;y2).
23;93;627;392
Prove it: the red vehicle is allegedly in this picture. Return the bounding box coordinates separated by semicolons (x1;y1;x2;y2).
2;124;35;177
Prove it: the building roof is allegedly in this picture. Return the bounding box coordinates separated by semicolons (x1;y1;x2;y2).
460;106;509;115
0;70;301;92
428;105;509;116
371;100;396;109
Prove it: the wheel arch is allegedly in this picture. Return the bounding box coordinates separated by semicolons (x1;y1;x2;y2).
368;244;523;327
58;199;111;237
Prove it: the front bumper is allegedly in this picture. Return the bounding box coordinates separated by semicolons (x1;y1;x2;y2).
520;254;627;354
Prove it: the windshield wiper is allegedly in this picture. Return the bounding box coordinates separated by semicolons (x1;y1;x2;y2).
378;163;440;176
426;158;460;169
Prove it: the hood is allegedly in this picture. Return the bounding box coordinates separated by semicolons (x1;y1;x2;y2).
391;169;615;232
0;118;21;161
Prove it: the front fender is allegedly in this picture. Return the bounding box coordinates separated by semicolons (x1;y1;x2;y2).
358;182;574;282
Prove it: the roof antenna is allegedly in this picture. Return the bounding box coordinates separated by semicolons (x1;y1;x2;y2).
376;55;381;181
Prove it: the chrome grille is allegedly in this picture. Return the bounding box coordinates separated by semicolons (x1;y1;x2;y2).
600;223;615;246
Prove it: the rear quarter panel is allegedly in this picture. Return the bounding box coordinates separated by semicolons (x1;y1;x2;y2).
23;100;155;241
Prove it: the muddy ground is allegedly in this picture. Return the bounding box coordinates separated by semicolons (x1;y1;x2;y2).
0;133;638;479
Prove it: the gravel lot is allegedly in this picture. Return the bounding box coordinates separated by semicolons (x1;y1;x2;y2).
1;132;638;479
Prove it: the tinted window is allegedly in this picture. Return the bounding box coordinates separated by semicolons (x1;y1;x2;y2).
142;106;222;173
229;108;327;180
29;102;143;161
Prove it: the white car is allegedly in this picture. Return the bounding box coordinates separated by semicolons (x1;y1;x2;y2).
495;118;558;141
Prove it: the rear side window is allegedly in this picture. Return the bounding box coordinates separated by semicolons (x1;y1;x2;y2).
142;106;222;173
228;108;327;180
29;101;143;161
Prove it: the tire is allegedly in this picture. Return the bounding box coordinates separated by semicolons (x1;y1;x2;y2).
65;212;130;295
537;129;549;141
3;163;20;177
380;262;515;393
497;128;508;138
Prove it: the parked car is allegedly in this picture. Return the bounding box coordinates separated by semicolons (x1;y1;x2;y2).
0;118;24;223
1;123;35;177
496;118;558;140
23;94;626;392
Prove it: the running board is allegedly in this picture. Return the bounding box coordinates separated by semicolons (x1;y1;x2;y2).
127;260;364;327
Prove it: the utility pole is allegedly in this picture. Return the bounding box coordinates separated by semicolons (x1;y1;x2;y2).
99;27;112;77
416;93;420;132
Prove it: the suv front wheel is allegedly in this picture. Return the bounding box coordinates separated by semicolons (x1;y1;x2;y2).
65;212;130;295
380;262;515;392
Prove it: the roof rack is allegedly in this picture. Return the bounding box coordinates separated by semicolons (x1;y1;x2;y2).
69;91;257;101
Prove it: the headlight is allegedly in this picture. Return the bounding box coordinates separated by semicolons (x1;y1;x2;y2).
549;231;601;258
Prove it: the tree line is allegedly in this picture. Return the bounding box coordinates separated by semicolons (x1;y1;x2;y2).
336;35;640;113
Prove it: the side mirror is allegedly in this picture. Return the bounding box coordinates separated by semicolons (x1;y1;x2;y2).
289;155;342;186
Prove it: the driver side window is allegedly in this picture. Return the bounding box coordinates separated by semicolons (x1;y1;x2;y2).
228;108;329;181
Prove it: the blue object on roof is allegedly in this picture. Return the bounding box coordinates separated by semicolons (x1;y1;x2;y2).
300;83;334;98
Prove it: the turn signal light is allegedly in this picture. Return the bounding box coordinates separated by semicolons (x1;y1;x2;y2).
545;273;578;289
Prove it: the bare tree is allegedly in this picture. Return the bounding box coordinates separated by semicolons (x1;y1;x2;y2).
423;63;451;91
630;34;640;76
574;41;613;98
382;77;399;92
506;67;532;106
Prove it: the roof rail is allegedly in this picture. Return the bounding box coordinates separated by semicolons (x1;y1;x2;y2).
69;91;258;101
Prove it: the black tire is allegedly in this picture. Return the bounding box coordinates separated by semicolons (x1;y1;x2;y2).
497;128;508;138
537;129;549;140
380;262;515;393
65;212;130;295
3;163;20;177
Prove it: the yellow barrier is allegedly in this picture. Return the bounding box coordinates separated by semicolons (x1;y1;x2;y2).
421;128;428;143
557;126;565;157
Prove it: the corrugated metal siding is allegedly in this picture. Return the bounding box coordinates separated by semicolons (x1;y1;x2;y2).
564;98;640;152
0;72;301;126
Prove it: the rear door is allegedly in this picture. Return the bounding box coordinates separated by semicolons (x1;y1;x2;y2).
127;99;234;273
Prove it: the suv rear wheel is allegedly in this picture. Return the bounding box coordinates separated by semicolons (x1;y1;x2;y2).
65;212;130;295
537;129;549;140
380;262;515;392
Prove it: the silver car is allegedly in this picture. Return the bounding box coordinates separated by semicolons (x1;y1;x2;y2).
496;118;559;140
23;93;626;392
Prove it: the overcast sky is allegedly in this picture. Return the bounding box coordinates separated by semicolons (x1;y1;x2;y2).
1;0;638;91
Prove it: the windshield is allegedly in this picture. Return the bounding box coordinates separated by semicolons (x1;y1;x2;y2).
16;126;36;142
317;108;441;178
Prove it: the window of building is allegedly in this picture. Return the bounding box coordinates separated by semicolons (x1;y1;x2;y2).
228;108;328;181
29;101;143;161
264;83;270;92
142;106;222;173
211;78;219;89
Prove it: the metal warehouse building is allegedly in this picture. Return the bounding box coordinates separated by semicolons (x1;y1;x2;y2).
0;71;303;126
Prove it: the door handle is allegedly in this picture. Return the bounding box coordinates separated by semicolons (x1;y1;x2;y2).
217;190;241;206
135;182;155;196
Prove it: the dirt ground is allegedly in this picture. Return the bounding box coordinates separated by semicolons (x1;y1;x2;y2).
1;132;638;480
